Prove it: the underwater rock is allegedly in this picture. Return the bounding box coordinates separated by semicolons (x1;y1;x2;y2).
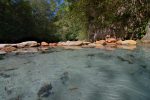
60;72;69;85
37;83;53;98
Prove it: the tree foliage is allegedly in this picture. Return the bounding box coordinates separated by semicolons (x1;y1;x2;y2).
56;0;150;40
0;0;149;42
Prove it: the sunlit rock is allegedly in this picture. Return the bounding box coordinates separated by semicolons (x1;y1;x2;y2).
1;46;17;52
122;40;137;45
59;41;83;46
57;42;65;46
17;41;38;48
117;40;137;45
95;44;105;49
41;42;49;46
67;41;83;46
82;41;91;45
106;43;117;48
49;43;57;46
96;40;106;45
116;40;123;45
0;44;18;49
0;44;9;49
106;38;117;43
88;43;96;47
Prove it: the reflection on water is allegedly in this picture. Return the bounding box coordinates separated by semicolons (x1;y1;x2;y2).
0;46;150;100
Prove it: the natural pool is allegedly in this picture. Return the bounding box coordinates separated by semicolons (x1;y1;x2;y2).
0;46;150;100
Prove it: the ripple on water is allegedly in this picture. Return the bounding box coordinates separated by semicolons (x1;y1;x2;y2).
0;47;150;100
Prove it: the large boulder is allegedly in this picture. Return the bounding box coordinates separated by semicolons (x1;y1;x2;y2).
41;42;49;46
17;41;38;48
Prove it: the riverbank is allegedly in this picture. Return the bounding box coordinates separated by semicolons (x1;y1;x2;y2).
0;39;149;54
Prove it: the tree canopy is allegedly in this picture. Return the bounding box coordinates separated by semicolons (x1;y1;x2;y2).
0;0;149;43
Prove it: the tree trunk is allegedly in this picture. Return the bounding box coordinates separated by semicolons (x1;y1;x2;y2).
142;20;150;43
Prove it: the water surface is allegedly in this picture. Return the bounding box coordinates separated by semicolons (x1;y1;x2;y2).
0;47;150;100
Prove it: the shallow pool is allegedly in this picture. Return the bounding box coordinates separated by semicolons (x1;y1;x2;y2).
0;47;150;100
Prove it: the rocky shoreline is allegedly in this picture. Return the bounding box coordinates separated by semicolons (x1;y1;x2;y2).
0;39;146;54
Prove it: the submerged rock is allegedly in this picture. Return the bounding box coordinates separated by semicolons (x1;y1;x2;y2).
37;83;53;98
60;72;69;85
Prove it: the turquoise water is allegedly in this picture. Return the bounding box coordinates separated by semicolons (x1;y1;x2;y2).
0;47;150;100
